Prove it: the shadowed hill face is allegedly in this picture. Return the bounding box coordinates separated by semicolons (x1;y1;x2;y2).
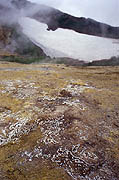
0;24;46;60
57;14;119;38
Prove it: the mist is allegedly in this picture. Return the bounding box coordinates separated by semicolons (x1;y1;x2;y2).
0;0;18;25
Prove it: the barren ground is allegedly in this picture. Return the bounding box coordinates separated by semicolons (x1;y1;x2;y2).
0;61;119;180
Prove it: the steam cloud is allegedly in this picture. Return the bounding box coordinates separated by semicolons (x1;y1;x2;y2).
0;0;36;25
0;1;26;26
0;0;56;28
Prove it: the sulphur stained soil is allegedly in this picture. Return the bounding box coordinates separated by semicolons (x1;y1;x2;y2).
0;61;119;180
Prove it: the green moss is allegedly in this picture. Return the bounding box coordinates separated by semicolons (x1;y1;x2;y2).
1;56;45;64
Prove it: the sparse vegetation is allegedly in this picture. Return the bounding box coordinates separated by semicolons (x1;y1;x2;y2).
1;55;45;64
0;63;119;179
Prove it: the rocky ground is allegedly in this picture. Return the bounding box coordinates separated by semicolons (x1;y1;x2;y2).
0;61;119;180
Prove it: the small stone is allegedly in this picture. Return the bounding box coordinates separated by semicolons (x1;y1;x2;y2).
59;89;72;97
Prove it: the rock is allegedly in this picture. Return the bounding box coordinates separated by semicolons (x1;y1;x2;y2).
59;89;72;97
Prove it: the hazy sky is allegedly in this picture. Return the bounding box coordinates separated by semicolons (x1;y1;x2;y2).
30;0;119;26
